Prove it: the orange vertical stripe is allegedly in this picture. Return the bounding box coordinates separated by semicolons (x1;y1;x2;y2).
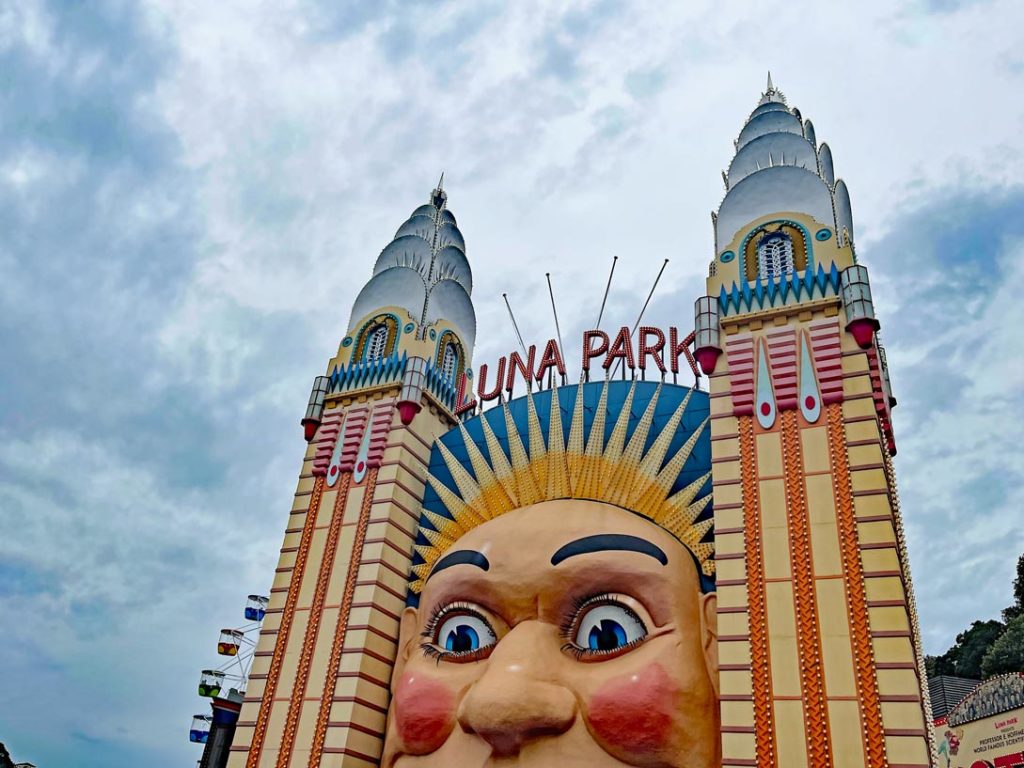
309;466;380;768
276;474;353;767
826;403;886;767
738;416;777;766
246;476;325;768
780;410;832;766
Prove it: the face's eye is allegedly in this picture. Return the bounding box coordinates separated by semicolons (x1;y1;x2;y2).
571;600;648;657
425;607;498;661
438;614;495;653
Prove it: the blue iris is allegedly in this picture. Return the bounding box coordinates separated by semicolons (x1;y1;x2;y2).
588;619;628;651
444;624;480;653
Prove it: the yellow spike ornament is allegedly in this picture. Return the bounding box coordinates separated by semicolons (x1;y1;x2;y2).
412;379;714;595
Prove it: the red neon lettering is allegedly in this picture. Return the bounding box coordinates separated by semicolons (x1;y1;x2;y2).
534;339;566;383
455;372;477;416
603;326;635;370
669;327;686;374
638;326;666;372
668;327;699;377
506;345;536;395
476;357;506;402
582;330;609;371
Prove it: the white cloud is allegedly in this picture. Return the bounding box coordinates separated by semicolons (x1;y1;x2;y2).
4;0;1024;764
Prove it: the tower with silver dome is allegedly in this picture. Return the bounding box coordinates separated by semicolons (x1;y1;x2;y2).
228;181;478;768
695;77;931;768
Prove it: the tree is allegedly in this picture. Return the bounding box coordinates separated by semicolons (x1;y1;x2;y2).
926;552;1024;680
982;614;1024;677
1003;553;1024;622
953;620;1006;679
927;652;957;677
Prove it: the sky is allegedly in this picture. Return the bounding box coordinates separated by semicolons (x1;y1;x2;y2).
0;0;1022;765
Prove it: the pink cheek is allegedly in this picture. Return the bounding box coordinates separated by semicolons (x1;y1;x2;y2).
393;672;457;754
587;663;677;756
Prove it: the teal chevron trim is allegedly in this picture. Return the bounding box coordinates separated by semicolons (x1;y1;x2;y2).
718;263;841;316
327;351;406;394
423;357;458;411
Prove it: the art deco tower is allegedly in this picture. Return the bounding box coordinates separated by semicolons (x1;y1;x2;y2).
693;77;932;767
228;181;476;768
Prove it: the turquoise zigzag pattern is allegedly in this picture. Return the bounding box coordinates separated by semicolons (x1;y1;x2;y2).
326;351;459;412
719;263;841;315
423;360;458;411
328;351;406;393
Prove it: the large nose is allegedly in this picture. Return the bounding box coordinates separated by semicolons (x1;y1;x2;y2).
457;621;577;756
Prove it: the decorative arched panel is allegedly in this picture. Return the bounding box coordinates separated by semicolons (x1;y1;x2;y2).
354;313;400;362
434;330;465;384
741;220;811;283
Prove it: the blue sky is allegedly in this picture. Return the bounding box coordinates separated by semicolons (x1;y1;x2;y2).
1;0;1023;765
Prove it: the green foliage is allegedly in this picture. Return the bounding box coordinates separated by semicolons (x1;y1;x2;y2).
952;620;1006;679
1003;554;1024;622
927;651;957;678
927;552;1024;680
982;615;1024;677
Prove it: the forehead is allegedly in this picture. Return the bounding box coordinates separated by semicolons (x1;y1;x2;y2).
425;500;699;592
456;499;679;552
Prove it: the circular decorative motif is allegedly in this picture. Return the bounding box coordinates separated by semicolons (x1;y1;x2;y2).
404;322;415;333
719;250;736;263
429;329;437;340
341;337;353;347
465;369;473;380
815;228;832;241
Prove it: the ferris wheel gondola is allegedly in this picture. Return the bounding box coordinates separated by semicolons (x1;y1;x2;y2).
217;628;244;656
188;593;268;745
189;714;212;744
245;594;269;622
198;669;226;698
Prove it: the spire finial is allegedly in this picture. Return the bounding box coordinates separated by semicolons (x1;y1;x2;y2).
757;71;786;106
431;172;447;209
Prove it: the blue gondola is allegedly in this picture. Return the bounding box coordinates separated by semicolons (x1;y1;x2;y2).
189;714;212;743
244;594;269;622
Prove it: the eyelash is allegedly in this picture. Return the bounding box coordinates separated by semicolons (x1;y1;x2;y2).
419;594;650;663
419;602;493;664
559;593;648;661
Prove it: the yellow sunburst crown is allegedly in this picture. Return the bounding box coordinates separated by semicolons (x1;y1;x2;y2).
410;379;715;596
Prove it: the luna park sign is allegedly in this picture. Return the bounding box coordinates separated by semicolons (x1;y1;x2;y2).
455;326;698;416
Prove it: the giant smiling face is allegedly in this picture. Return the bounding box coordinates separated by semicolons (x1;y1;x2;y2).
382;499;720;767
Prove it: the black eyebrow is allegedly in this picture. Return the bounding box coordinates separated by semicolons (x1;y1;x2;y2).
550;534;668;566
427;550;490;581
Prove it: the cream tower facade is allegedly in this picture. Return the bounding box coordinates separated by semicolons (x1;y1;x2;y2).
228;183;476;768
693;78;933;767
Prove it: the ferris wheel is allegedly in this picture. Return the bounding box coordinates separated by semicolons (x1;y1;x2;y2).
188;594;268;744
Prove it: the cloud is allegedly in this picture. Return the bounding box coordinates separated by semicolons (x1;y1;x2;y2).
863;185;1024;652
1;0;1023;765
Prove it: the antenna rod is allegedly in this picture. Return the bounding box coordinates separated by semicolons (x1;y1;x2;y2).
545;272;566;364
595;255;618;329
503;293;529;355
612;258;669;378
